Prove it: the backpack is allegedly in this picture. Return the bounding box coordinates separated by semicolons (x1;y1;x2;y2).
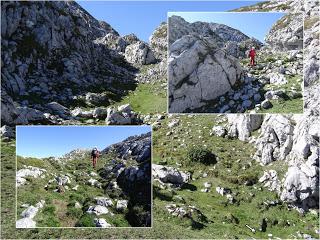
91;149;98;157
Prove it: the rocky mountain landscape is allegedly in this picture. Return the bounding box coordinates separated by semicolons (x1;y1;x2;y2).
234;0;319;117
151;113;319;238
16;132;151;228
168;14;303;113
1;1;167;131
1;0;319;239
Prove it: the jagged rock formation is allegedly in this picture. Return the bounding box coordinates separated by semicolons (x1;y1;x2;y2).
227;114;263;141
168;15;262;55
103;132;151;162
149;22;167;60
1;1;137;125
124;41;156;65
224;114;319;212
102;132;152;226
1;1;162;127
265;13;303;50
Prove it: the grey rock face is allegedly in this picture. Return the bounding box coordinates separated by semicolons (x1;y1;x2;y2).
1;91;18;126
149;22;167;59
103;132;151;162
85;93;109;107
0;125;15;139
1;1;136;124
93;33;127;52
14;107;48;125
246;113;319;212
227;114;263;141
47;102;70;118
265;13;303;50
123;33;140;45
124;41;156;65
254;115;294;165
169;15;252;45
278;115;319;211
92;107;108;119
259;170;281;193
168;34;243;113
70;108;93;118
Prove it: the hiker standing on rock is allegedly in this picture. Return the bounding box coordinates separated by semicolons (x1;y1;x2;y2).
249;47;256;66
91;147;100;169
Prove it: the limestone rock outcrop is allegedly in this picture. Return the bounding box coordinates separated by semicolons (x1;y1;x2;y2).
168;35;243;112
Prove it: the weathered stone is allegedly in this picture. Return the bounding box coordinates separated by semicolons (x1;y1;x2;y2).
153;164;190;184
125;41;156;65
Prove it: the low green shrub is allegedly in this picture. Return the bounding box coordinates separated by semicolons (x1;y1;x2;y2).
75;214;96;227
42;205;56;215
187;147;217;165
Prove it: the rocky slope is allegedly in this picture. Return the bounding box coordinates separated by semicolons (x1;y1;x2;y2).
234;0;319;116
225;114;319;213
152;114;319;238
16;132;151;228
168;15;303;113
1;1;164;127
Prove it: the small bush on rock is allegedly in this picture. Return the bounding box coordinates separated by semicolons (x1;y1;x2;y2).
187;147;217;165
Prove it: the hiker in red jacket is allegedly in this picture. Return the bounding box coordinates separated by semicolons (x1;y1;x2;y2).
91;147;100;168
249;47;256;66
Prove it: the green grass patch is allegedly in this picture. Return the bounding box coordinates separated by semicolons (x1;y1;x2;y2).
115;82;167;114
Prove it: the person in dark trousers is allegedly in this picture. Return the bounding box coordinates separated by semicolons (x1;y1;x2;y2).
91;147;100;169
249;47;256;66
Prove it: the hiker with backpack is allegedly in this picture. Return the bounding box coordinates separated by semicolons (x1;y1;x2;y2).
249;47;256;66
91;147;100;169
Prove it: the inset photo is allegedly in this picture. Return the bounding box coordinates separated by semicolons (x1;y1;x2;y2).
168;12;303;113
16;126;152;228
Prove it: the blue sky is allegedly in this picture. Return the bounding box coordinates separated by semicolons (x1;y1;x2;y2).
76;1;283;42
168;12;285;42
16;126;151;158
